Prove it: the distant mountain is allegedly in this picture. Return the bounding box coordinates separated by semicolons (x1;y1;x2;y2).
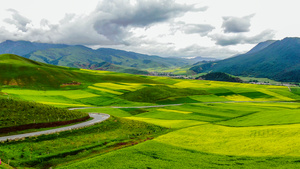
24;46;192;69
190;37;300;82
0;40;68;56
186;56;217;63
0;40;193;72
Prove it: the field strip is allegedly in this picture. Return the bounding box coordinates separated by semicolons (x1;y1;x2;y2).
0;113;110;142
69;101;296;109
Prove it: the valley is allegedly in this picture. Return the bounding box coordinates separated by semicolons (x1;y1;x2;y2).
1;1;300;168
0;53;300;168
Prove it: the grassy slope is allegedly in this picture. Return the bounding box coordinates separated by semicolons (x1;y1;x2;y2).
0;54;160;89
57;140;300;169
54;79;300;168
0;116;168;168
1;63;300;168
0;98;87;129
57;102;300;169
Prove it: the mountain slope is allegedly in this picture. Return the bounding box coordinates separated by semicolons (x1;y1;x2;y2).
0;40;68;56
190;37;300;82
0;40;193;71
24;46;191;69
246;40;276;54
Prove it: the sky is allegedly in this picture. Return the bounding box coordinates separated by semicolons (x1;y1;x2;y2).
0;0;299;59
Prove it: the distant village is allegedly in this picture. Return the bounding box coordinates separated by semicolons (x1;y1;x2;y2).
147;72;299;87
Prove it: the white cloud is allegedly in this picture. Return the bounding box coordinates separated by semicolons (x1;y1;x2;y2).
210;29;276;46
222;14;255;33
4;9;31;32
0;0;299;59
171;21;215;36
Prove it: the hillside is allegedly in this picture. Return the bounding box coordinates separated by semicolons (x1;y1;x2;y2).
24;46;191;69
0;54;158;89
197;72;243;82
0;40;193;71
246;40;276;54
190;37;300;82
0;40;68;56
0;98;87;133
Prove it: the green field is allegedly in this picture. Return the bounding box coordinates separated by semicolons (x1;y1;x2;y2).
0;116;168;168
1;58;300;168
55;101;300;169
0;98;87;129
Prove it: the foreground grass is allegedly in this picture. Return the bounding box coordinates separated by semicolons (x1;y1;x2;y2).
57;140;300;169
0;98;87;129
1;70;300;168
0;162;13;169
156;123;300;157
55;101;300;168
0;116;168;168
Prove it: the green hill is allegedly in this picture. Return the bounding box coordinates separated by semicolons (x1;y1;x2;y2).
0;98;87;131
0;54;159;89
197;72;243;82
0;54;95;89
190;37;300;82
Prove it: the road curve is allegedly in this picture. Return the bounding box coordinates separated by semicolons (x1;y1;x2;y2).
1;101;294;142
0;113;110;142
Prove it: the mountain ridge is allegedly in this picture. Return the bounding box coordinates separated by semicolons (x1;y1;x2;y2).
0;40;194;71
190;37;300;82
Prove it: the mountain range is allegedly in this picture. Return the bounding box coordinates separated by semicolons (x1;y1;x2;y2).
0;40;203;73
190;37;300;82
1;38;300;82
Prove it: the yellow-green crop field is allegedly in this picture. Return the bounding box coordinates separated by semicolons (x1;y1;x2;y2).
2;70;300;168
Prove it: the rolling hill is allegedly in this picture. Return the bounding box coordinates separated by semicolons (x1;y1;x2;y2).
0;54;159;89
190;37;300;82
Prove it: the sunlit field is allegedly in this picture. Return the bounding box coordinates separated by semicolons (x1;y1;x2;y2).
1;69;300;168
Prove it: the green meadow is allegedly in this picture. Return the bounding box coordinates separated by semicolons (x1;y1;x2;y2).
0;98;86;129
1;63;300;168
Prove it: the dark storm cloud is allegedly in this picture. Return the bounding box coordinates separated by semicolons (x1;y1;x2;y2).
222;14;255;33
4;9;31;32
172;21;215;36
211;29;275;46
92;0;207;42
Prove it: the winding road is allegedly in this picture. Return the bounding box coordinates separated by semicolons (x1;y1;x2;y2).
0;113;110;142
0;100;295;142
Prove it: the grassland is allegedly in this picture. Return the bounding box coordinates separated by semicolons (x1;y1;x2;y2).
55;101;300;169
0;98;87;129
0;116;168;168
57;140;300;169
1;64;300;168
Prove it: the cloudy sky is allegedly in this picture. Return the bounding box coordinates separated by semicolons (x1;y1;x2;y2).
0;0;299;59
